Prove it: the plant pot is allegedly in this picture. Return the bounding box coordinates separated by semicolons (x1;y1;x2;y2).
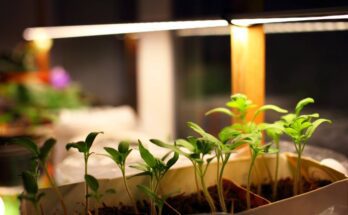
20;152;347;214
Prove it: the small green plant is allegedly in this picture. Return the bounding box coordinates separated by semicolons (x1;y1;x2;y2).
18;170;45;215
84;174;116;215
259;121;285;200
206;93;287;209
281;98;331;195
151;123;218;214
131;140;179;215
104;141;139;214
13;137;67;215
66;131;103;214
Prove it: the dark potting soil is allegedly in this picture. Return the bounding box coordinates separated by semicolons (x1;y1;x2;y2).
248;177;332;202
94;179;268;215
94;178;331;215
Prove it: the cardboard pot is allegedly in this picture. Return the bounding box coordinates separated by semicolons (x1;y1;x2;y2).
21;152;347;214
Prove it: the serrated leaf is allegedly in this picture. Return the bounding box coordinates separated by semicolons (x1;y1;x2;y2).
21;171;38;194
295;98;314;116
205;107;234;117
305;118;331;139
118;141;130;154
66;141;86;153
85;132;103;151
39;138;56;163
12;137;39;155
85;174;99;192
138;140;157;168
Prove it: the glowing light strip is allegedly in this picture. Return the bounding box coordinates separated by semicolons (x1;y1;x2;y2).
265;22;348;33
231;14;348;27
23;20;228;40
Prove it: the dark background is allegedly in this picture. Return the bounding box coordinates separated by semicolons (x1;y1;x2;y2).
0;0;348;155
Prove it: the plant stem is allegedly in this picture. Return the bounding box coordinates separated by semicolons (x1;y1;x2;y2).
246;155;256;210
121;168;139;214
217;156;228;212
272;139;280;200
198;165;216;214
42;164;67;215
294;151;302;195
164;201;181;215
84;155;89;215
193;163;202;202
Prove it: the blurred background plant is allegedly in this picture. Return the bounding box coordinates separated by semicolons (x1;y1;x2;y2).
0;42;87;130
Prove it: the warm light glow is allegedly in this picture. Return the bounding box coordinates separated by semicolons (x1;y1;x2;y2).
23;20;228;40
232;26;248;42
231;14;348;27
31;29;53;51
0;197;5;215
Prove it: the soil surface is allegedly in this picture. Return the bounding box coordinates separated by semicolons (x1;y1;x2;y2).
94;178;331;215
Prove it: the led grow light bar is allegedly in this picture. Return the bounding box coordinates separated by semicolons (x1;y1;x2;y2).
231;13;348;27
23;20;228;40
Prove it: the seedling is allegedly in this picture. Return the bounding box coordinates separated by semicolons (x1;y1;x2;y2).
259;121;285;200
13;137;67;215
151;122;218;214
18;170;44;215
206;93;287;209
66;131;103;214
84;174;116;215
104;141;138;213
281;98;331;195
131;140;179;215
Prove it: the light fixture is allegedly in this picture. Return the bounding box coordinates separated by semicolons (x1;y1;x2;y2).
231;13;348;27
23;20;228;41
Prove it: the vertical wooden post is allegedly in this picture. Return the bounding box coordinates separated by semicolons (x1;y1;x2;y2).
231;25;265;123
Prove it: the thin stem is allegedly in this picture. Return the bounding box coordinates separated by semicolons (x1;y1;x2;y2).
199;165;216;214
164;201;181;215
193;163;202;202
42;164;67;215
150;178;157;215
121;167;139;214
294;150;302;195
217;155;228;212
84;155;89;215
247;155;256;210
272;138;280;200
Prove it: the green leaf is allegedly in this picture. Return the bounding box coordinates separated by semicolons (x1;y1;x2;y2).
218;126;241;143
118;141;130;154
295;98;314;116
205;107;234;117
138;140;157;168
305;118;331;139
39;138;56;162
253;105;288;121
66;141;86;153
166;152;179;169
187;122;222;145
151;139;188;157
85;174;99;192
12;137;39;155
175;139;195;152
85;132;103;151
104;147;122;164
21;171;38;194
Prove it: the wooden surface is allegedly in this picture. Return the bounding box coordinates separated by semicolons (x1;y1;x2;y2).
231;25;265;123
